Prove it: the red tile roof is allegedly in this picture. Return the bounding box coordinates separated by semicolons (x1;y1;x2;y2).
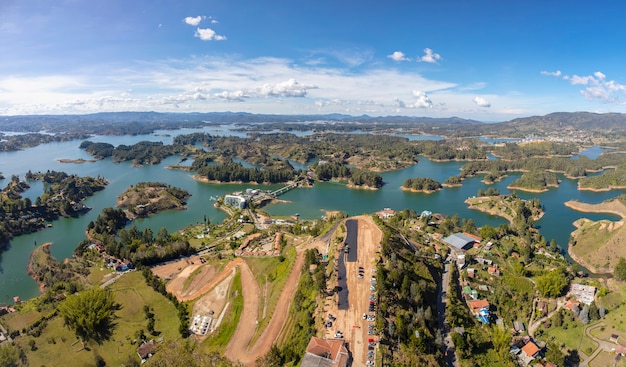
521;341;540;357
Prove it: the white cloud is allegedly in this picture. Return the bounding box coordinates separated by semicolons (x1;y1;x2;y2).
395;90;434;109
4;56;538;119
194;27;227;41
214;90;247;102
184;16;204;26
473;96;491;107
545;70;626;103
540;70;562;77
412;90;434;108
388;51;409;62
418;48;442;64
260;79;317;97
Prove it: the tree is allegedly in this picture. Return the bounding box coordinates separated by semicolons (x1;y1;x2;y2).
614;257;626;281
58;287;119;342
0;344;19;367
579;305;590;324
536;269;568;298
545;342;565;366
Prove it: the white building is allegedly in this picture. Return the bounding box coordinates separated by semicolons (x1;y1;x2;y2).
224;195;248;209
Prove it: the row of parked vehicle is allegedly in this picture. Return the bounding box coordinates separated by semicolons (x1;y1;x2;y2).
367;273;377;365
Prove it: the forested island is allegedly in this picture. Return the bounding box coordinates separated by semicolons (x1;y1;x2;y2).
117;182;191;219
0;171;107;248
401;177;442;193
507;171;560;192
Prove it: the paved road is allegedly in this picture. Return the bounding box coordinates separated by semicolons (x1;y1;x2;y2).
437;257;458;367
579;322;615;367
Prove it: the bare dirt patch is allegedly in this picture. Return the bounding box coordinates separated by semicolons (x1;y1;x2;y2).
191;268;236;338
324;216;382;367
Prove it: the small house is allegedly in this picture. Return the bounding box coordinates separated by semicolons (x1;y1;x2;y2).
468;299;490;315
137;340;156;362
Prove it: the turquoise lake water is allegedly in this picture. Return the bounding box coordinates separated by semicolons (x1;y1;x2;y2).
0;128;622;302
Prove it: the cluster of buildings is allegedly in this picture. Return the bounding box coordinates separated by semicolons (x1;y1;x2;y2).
189;314;213;335
87;243;133;272
223;188;263;209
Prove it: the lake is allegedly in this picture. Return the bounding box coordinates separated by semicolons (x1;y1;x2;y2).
0;130;622;302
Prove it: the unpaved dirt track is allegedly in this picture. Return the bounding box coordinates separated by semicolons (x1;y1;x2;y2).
225;237;326;366
224;259;261;365
178;258;245;302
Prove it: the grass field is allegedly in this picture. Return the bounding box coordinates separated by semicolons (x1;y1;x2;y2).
12;271;180;366
589;350;619;367
589;303;626;342
541;320;598;357
201;270;243;352
245;245;297;344
570;218;626;272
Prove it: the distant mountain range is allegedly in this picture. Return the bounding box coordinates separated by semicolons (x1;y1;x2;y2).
2;111;626;137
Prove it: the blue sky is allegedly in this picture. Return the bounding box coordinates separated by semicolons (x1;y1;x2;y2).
2;0;626;121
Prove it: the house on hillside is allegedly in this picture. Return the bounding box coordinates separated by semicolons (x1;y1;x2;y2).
570;283;596;305
137;339;156;363
519;340;541;365
468;299;490;315
301;337;349;367
376;208;395;219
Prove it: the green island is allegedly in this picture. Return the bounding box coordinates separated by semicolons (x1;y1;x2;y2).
401;177;443;193
507;170;560;192
117;182;191;219
0;171;107;248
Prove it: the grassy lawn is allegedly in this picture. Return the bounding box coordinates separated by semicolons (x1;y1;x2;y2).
13;271;180;367
245;245;297;344
201;270;243;352
540;320;598;357
589;350;619;367
87;266;114;286
589;303;626;342
1;307;42;334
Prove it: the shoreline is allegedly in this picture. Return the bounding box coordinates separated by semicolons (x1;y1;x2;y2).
506;185;551;193
564;200;626;219
57;158;97;164
26;242;53;293
578;184;626;192
400;186;441;194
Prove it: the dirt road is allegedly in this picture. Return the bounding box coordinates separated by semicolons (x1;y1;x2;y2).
224;259;261;364
225;250;306;366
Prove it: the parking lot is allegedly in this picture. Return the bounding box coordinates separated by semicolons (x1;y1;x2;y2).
324;216;382;366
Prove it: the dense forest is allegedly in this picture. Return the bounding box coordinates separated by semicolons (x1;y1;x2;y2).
373;216;442;366
80;140;187;165
508;171;560;191
81;207;193;265
312;162;384;188
195;161;298;184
